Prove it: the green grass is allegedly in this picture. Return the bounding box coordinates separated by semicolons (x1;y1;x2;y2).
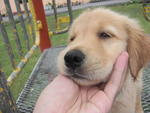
0;3;150;100
0;20;40;99
49;3;150;46
10;49;40;99
109;3;150;33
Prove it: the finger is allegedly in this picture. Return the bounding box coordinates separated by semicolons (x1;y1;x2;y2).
104;51;129;101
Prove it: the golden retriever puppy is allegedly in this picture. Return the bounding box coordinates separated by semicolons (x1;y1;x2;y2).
58;8;150;113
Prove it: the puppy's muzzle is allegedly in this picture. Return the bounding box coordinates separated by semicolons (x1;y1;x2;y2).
64;49;85;70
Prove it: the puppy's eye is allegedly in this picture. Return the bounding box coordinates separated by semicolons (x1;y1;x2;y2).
70;36;75;42
98;32;111;39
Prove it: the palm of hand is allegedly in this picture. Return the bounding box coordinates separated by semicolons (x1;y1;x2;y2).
65;86;112;113
34;76;113;113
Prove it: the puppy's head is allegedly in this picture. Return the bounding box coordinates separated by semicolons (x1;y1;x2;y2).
58;8;150;86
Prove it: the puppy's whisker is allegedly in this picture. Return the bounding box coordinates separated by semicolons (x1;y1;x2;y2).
85;66;99;71
85;67;101;72
85;63;101;70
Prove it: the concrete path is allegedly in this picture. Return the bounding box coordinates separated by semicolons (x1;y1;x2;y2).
45;0;130;16
2;0;130;22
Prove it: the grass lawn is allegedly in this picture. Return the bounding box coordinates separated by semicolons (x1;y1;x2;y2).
0;20;41;99
50;3;150;46
0;3;150;100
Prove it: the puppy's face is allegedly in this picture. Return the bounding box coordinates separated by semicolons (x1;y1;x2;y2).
58;8;150;86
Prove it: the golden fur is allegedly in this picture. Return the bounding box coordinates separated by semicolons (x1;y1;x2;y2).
58;8;150;113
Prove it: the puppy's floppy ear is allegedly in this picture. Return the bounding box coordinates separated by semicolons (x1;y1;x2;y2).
127;21;150;79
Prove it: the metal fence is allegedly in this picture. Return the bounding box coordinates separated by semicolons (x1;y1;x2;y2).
0;0;37;84
0;0;39;112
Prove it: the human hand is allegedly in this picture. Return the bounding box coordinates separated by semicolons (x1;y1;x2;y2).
33;52;128;113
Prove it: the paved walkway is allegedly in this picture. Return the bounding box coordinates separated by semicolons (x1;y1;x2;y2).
45;0;130;16
2;0;130;22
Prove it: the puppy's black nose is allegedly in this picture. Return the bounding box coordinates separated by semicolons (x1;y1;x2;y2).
64;50;85;70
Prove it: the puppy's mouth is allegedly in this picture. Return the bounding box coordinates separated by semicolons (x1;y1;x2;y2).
72;74;86;79
66;69;90;80
65;70;108;88
63;66;112;86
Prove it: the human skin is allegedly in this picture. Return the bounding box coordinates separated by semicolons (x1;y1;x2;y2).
33;52;129;113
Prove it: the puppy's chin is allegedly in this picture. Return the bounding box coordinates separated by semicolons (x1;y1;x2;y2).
63;74;109;86
60;65;113;86
71;78;102;86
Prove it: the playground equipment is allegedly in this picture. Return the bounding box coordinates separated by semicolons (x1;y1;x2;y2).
0;0;50;112
143;0;150;21
0;0;150;113
49;0;73;34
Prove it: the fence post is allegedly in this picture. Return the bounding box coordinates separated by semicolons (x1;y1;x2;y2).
0;13;16;69
0;64;19;113
67;0;73;25
3;0;23;57
52;0;58;29
14;0;30;50
31;0;51;52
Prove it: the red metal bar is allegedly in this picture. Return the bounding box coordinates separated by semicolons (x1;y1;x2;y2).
31;0;51;52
